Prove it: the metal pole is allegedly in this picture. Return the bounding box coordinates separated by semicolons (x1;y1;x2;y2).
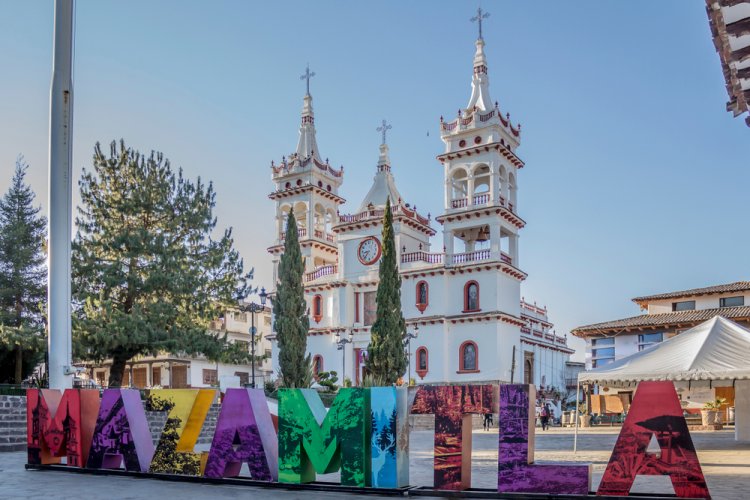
408;340;411;384
573;380;581;453
342;343;346;382
251;310;256;388
48;0;75;390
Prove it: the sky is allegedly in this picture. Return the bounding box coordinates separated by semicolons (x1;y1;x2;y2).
0;1;746;361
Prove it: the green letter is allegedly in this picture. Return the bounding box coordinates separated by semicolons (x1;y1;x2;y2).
278;388;370;486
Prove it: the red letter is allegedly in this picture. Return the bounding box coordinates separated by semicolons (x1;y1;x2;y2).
27;389;100;467
410;385;493;490
597;381;710;499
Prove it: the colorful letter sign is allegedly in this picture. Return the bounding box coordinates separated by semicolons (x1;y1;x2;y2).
278;388;370;486
204;388;277;481
149;388;216;475
26;389;100;467
370;386;409;488
86;389;155;472
410;384;493;490
597;381;710;499
497;384;590;494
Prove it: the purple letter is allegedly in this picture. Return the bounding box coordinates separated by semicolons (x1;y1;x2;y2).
498;384;590;494
203;388;277;481
86;389;155;472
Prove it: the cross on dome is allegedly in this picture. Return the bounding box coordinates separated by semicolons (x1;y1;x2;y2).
377;119;392;145
470;7;490;40
300;64;315;96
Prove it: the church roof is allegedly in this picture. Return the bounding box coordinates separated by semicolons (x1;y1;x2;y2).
357;143;403;212
465;38;493;113
295;93;321;161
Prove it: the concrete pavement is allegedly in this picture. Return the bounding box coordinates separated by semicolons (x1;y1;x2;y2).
2;427;748;499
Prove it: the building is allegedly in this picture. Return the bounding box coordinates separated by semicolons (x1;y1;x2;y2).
571;281;750;370
706;0;750;126
519;299;575;392
267;23;576;389
86;305;273;389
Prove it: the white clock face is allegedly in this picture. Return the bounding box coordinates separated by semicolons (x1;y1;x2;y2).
358;237;381;265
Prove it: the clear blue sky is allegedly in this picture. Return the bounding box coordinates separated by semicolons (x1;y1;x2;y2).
0;1;746;360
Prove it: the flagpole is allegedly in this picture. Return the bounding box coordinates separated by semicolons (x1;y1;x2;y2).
48;0;75;389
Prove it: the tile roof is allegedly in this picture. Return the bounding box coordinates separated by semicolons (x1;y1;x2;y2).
571;306;750;337
631;281;750;305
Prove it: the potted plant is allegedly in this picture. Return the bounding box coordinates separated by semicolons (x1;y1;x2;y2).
701;398;726;426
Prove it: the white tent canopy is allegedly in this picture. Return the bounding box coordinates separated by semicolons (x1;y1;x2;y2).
573;316;750;450
578;316;750;385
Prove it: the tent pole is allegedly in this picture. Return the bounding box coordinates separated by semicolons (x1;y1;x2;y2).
573;380;581;454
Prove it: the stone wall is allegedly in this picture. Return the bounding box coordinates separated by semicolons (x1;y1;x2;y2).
0;395;26;452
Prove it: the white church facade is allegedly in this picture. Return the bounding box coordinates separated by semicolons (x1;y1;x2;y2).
267;29;574;389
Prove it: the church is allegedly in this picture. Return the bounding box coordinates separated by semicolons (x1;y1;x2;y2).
267;20;574;390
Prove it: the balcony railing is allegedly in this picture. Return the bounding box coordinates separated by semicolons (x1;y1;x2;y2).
401;251;444;264
451;198;468;209
450;249;491;264
280;227;307;240
304;264;337;282
449;250;512;266
313;229;335;243
472;193;490;205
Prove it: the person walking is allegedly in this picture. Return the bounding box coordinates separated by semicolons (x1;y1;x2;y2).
483;412;492;431
540;403;550;431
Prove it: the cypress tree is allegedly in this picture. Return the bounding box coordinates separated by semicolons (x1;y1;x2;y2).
0;156;47;383
273;211;311;388
72;140;250;387
365;197;407;384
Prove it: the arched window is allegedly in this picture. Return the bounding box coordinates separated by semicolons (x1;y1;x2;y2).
463;281;480;312
459;341;478;372
312;294;323;323
416;281;429;313
524;359;533;385
416;346;428;378
313;355;323;379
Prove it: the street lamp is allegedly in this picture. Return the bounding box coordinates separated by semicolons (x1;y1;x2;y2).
238;287;268;388
404;325;419;384
335;329;353;383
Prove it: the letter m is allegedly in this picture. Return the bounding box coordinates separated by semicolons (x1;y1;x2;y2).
26;389;100;467
278;388;370;486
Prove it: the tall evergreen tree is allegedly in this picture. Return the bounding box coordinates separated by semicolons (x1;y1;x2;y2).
72;140;250;387
0;156;47;383
365;197;407;384
273;211;311;388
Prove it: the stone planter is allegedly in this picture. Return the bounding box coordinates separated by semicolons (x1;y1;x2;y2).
701;409;717;426
579;414;591;428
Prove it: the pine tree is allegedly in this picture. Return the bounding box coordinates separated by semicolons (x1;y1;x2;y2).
0;156;47;383
273;211;311;388
365;197;407;384
72;140;250;387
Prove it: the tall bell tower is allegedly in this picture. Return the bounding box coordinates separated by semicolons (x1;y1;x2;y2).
268;66;345;284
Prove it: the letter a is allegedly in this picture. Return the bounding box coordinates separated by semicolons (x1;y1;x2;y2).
597;381;710;499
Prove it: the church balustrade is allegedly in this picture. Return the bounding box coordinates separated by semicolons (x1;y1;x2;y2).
472;193;489;205
313;229;335;243
304;264;337;282
451;197;468;209
448;250;512;265
400;251;444;264
280;227;307;240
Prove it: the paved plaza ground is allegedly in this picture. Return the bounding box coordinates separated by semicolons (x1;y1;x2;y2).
1;427;747;499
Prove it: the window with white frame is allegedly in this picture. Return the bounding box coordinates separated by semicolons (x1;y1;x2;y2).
638;332;663;351
591;337;615;367
720;296;744;308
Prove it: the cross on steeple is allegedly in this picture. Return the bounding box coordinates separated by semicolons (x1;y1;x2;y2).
470;7;490;40
377;119;392;145
300;64;316;95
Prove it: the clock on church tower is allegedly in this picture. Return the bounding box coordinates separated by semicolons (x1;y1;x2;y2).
357;236;382;265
